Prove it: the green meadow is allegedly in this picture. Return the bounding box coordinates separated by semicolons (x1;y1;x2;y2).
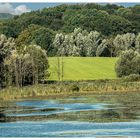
48;57;118;81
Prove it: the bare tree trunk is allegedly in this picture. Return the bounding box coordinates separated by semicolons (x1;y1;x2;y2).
32;61;35;85
57;57;60;81
61;56;64;82
23;64;25;86
35;64;38;85
7;65;12;87
19;58;22;87
15;60;19;88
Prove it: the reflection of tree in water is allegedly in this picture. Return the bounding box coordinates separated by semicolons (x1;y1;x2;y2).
101;109;120;118
0;111;6;122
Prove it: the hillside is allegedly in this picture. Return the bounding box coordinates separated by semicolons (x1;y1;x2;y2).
0;3;139;38
48;57;118;81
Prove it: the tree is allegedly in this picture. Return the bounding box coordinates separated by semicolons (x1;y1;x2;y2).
31;27;55;56
15;24;41;47
86;31;102;56
63;9;111;35
116;8;132;17
113;33;136;56
0;34;15;88
115;49;140;77
96;39;111;57
135;33;140;53
16;25;55;56
53;28;104;57
4;44;49;87
53;33;65;81
109;15;134;36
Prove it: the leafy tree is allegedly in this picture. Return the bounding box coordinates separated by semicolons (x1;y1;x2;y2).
31;27;55;56
53;33;65;81
108;15;134;36
53;28;103;57
86;31;102;56
115;50;140;77
113;33;136;56
135;33;140;53
63;9;111;35
0;34;15;88
116;8;132;17
15;24;42;47
4;44;49;87
16;25;55;56
53;33;65;56
96;39;111;57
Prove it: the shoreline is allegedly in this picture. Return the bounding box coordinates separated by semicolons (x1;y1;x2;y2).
1;79;140;101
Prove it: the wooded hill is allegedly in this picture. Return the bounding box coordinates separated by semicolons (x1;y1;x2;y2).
0;4;140;37
0;3;139;37
0;3;139;57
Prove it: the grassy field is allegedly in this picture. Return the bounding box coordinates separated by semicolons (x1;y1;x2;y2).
48;57;118;81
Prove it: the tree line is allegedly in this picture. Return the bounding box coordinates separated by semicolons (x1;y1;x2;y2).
0;34;49;88
53;28;140;57
0;3;139;57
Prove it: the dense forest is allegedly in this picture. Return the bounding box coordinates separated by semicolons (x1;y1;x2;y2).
0;3;140;56
0;3;140;88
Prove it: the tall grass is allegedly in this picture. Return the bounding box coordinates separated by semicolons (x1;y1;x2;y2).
1;79;140;101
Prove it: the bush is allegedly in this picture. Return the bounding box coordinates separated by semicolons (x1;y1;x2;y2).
70;84;80;92
123;74;140;82
115;50;140;77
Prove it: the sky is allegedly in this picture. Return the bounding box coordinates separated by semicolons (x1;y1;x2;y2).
0;3;139;15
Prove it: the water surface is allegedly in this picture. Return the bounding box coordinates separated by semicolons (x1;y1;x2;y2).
0;92;140;137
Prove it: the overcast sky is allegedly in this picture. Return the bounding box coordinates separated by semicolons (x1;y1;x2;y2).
0;3;139;15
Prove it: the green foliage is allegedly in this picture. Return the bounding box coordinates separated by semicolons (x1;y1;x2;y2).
115;50;140;77
0;3;139;38
16;25;55;56
113;33;138;56
123;74;140;82
53;28;104;57
135;33;140;53
96;39;111;57
4;43;49;87
108;15;133;35
116;8;132;17
0;34;15;88
0;4;140;89
70;83;80;92
30;27;55;56
15;24;41;47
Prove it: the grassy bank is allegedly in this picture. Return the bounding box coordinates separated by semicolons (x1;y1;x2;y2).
1;79;140;101
48;57;117;80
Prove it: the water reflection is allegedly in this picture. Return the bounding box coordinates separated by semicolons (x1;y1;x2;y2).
0;92;140;137
0;112;6;122
1;121;140;137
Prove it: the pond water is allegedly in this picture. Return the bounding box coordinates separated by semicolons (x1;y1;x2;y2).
0;92;140;137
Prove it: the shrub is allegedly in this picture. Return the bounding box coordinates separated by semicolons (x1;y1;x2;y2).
70;84;80;92
115;50;140;77
123;74;140;82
